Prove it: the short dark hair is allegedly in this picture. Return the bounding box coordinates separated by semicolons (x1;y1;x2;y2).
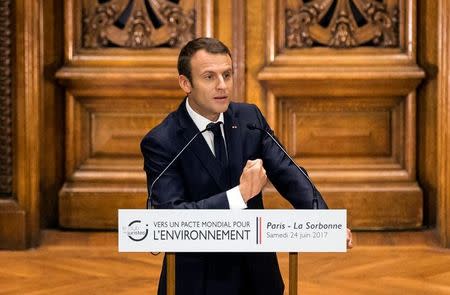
177;37;232;83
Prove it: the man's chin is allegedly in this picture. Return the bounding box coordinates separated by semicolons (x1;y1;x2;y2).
216;102;230;113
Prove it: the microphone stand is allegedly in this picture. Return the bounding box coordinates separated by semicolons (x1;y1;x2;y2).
247;123;321;295
246;123;319;209
145;124;215;295
147;125;214;209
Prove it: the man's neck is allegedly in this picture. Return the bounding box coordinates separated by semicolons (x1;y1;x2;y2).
186;97;223;128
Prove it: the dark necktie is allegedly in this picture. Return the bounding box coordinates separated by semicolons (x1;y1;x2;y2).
207;122;228;166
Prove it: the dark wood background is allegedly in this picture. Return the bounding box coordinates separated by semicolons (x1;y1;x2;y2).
1;0;450;249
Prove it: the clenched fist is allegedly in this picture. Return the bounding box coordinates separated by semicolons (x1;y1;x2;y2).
239;159;267;203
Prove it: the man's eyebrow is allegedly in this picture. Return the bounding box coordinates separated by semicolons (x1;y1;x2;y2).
199;71;216;78
200;67;233;74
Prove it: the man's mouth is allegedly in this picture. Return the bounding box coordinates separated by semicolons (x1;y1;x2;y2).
214;96;228;100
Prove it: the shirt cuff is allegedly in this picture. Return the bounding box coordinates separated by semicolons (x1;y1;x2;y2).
226;186;247;209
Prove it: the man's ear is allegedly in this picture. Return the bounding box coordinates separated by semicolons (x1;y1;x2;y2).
178;75;192;94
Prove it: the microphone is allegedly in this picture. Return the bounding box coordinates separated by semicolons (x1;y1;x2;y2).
246;123;320;209
147;124;216;209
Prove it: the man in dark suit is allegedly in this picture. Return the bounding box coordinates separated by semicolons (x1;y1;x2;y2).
141;37;352;295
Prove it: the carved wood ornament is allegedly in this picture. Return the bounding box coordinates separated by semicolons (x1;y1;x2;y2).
82;0;195;49
286;0;399;48
0;0;13;195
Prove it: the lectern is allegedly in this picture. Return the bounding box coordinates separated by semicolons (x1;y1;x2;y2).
119;209;347;295
164;252;299;295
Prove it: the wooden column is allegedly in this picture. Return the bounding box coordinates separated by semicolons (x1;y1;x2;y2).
166;253;175;295
0;0;43;249
289;253;298;295
437;0;450;247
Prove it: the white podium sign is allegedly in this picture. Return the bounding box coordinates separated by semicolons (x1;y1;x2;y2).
118;209;347;253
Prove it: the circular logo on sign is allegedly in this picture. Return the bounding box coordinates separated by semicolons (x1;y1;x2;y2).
125;220;149;242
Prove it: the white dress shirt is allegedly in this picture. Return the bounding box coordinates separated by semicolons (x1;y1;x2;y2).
185;98;247;209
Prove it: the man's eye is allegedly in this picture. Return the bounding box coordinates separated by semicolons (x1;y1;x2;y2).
204;75;213;80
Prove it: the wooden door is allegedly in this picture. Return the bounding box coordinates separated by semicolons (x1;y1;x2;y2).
57;0;424;230
251;0;424;229
57;0;241;228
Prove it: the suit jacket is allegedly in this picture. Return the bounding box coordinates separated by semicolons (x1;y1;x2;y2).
140;99;328;295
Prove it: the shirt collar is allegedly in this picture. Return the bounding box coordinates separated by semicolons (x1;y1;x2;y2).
186;97;224;132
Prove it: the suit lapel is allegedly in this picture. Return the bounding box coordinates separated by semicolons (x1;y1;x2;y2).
176;100;227;191
224;105;244;187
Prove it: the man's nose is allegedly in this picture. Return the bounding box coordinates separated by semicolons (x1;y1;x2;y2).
216;76;227;89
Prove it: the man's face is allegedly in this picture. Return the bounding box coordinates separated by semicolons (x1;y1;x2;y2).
179;50;233;121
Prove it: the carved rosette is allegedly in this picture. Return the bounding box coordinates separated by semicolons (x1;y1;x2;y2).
364;2;399;47
126;10;153;48
83;4;118;48
0;0;13;195
82;0;195;49
286;0;399;49
286;4;320;48
161;3;195;47
330;11;357;48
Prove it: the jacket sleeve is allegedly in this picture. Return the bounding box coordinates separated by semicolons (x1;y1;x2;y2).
140;134;230;209
253;106;328;209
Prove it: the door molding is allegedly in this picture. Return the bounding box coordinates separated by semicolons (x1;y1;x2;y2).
0;0;42;249
437;0;450;247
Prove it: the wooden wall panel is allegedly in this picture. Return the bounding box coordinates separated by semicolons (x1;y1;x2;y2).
279;97;395;157
255;0;424;229
72;96;181;160
58;88;185;228
264;183;422;229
